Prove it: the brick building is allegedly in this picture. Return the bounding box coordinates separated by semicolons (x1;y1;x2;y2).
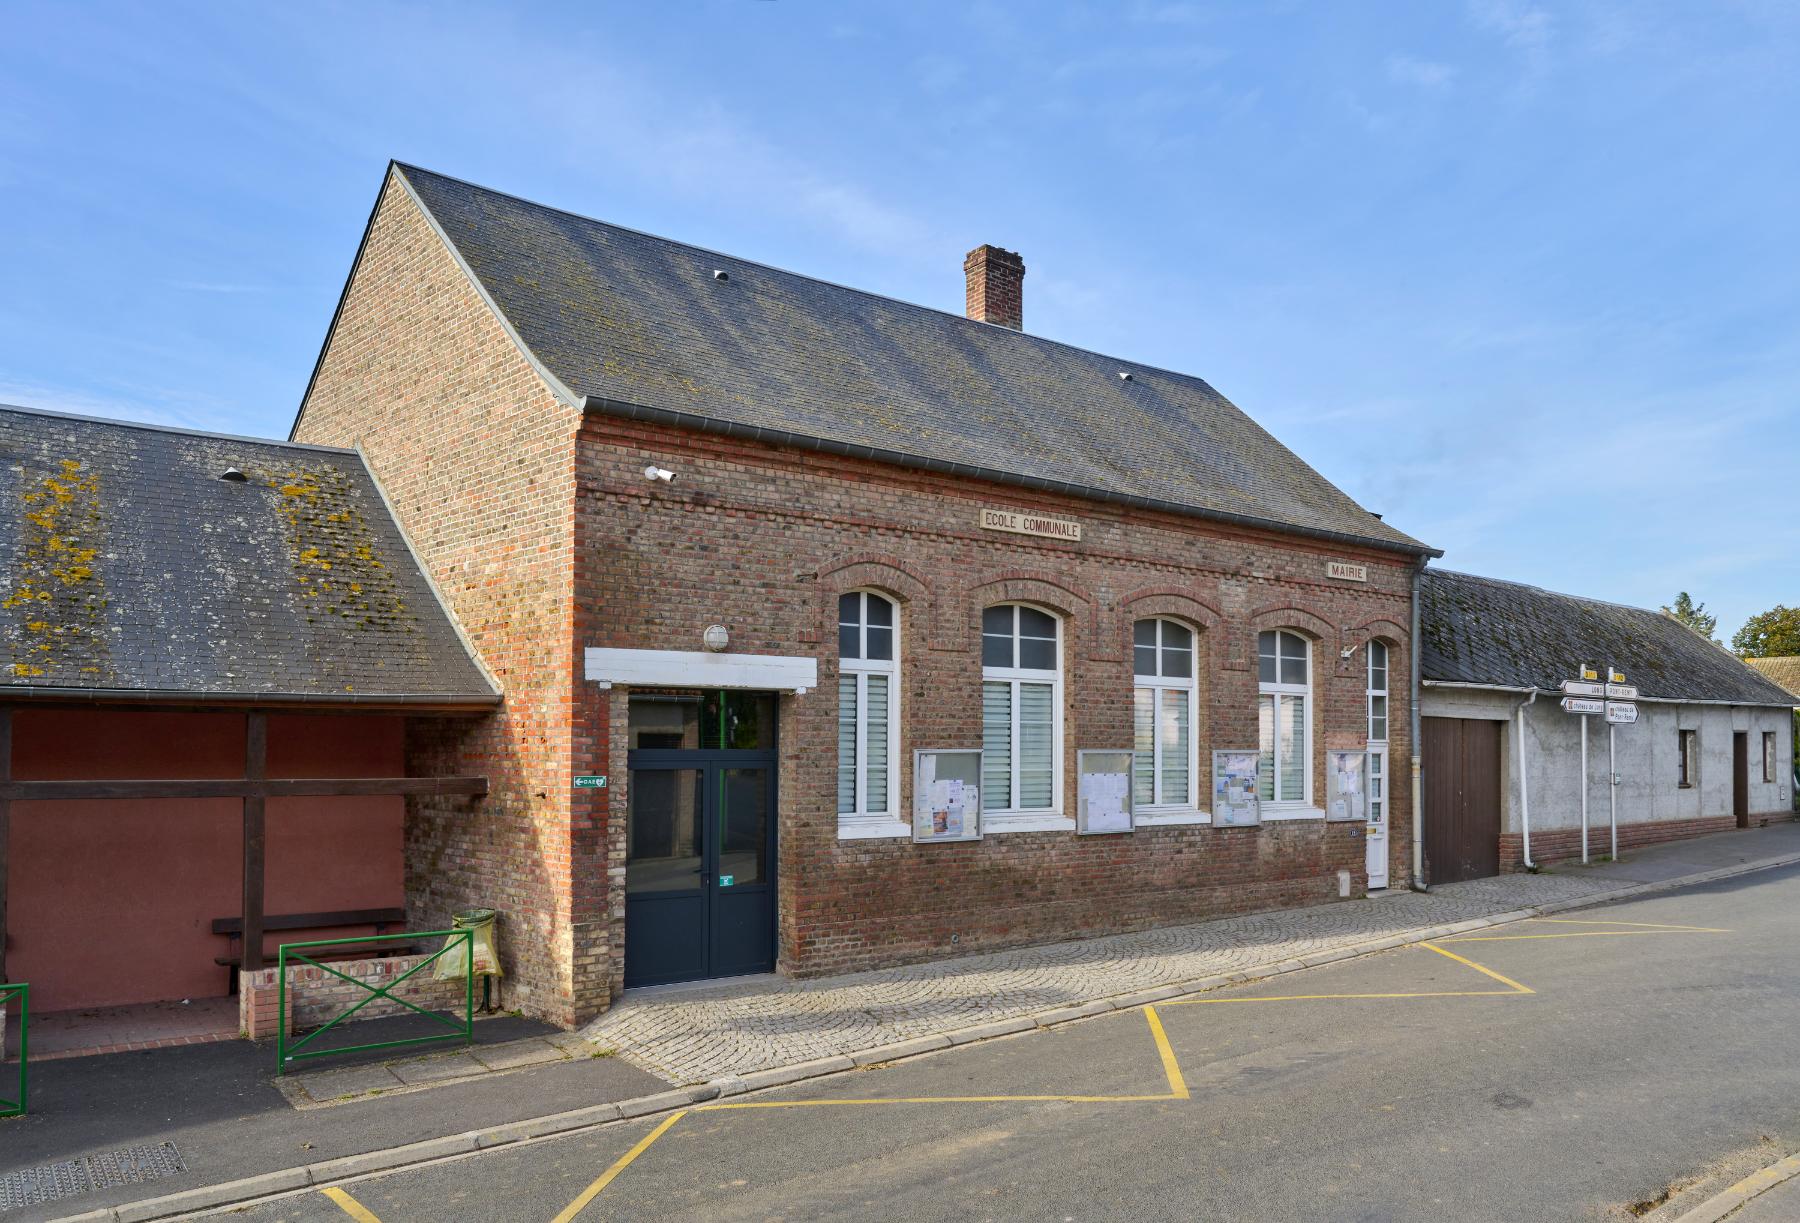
292;163;1439;1026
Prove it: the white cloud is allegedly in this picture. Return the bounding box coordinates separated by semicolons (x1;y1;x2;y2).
1386;54;1457;89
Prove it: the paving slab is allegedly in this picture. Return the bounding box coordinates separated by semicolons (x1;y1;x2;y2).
293;1063;402;1101
469;1038;568;1071
389;1051;486;1085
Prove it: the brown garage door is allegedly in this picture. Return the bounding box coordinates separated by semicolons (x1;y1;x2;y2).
1423;716;1503;884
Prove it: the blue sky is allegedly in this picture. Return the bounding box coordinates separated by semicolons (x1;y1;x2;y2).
4;2;1795;638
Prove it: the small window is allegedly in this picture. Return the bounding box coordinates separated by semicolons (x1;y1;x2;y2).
1765;731;1778;784
1677;729;1697;788
1367;640;1389;743
838;592;899;829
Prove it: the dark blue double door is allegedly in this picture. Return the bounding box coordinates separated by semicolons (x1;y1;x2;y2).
625;734;777;988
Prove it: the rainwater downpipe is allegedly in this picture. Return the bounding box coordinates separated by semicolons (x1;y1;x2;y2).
1410;563;1426;891
1516;689;1539;870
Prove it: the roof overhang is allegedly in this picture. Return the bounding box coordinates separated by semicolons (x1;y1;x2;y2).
1422;679;1792;709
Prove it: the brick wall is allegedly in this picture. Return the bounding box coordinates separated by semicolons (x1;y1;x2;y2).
1501;810;1794;870
292;169;598;1026
579;415;1419;981
239;952;467;1039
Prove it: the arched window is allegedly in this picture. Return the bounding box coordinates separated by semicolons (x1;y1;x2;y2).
1257;630;1311;805
837;592;899;835
981;604;1062;819
1133;618;1198;812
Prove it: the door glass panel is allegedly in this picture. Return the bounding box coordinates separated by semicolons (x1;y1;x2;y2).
629;695;701;749
719;767;767;886
627;769;703;893
697;691;776;749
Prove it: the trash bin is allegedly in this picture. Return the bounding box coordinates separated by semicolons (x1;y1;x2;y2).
434;908;502;982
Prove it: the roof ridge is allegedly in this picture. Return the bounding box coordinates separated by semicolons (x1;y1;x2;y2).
393;162;1242;396
1;401;360;456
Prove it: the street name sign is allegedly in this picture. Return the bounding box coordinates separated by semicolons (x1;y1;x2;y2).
1604;702;1638;725
1562;696;1604;715
1561;680;1605;698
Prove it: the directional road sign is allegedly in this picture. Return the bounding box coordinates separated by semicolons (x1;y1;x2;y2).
1562;680;1606;698
1604;702;1638;725
1562;696;1605;715
1604;683;1639;700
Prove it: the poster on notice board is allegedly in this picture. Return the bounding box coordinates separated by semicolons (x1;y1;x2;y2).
1076;749;1135;834
913;748;984;843
1326;750;1366;822
1212;750;1261;826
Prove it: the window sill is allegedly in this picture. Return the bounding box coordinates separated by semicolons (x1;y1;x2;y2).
837;818;912;840
1261;805;1326;822
985;811;1075;834
1134;807;1211;827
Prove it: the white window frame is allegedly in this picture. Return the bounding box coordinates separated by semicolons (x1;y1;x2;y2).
1258;629;1318;818
982;603;1070;832
1366;640;1388;831
1132;617;1207;826
837;591;907;839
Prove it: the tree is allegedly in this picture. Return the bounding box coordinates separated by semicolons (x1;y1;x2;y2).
1732;605;1800;658
1662;592;1720;645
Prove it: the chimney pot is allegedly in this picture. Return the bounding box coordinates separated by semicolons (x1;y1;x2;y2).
963;244;1025;331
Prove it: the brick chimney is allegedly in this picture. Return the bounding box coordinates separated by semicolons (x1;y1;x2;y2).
963;244;1025;331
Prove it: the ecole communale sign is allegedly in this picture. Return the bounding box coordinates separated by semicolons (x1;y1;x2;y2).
979;507;1082;541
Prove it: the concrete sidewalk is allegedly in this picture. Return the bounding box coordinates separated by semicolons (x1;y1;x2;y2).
582;821;1800;1084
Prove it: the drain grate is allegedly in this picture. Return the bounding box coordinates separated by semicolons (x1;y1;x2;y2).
0;1142;185;1212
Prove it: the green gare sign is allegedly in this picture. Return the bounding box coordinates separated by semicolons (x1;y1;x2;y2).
573;775;608;789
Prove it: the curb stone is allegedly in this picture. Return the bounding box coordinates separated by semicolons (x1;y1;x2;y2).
1670;1150;1800;1223
66;848;1800;1221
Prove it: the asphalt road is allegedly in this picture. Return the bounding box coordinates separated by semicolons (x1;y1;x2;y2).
209;863;1800;1222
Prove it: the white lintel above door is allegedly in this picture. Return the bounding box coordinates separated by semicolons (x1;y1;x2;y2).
585;647;818;694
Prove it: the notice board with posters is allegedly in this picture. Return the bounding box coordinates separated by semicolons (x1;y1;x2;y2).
913;748;983;843
1326;750;1367;822
1213;750;1262;826
1076;749;1135;835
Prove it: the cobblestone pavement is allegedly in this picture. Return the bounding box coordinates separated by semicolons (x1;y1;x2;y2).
581;871;1618;1084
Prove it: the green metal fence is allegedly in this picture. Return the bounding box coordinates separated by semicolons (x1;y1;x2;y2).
0;982;26;1118
276;929;472;1075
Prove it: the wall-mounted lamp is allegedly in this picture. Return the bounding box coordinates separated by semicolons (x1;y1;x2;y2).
643;465;675;483
702;624;730;653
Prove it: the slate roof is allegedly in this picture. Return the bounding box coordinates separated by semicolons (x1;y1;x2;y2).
1421;568;1795;706
383;164;1433;556
0;404;498;705
1745;657;1800;702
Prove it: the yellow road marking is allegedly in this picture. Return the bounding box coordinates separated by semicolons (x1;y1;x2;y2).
1169;989;1520;1004
320;1186;383;1223
551;1109;688;1223
1531;918;1729;931
1144;1005;1189;1099
1418;940;1535;993
1443;930;1726;942
704;1093;1180;1108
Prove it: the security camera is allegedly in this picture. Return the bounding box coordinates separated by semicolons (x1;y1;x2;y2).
643;466;675;483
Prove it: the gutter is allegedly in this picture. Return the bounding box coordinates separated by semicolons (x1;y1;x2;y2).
0;686;500;711
1410;561;1426;891
583;395;1442;560
1422;680;1790;710
1515;689;1539;869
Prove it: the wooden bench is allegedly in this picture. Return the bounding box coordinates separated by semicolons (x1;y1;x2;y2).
212;908;418;985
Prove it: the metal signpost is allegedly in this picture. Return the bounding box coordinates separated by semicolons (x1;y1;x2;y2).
1563;665;1636;862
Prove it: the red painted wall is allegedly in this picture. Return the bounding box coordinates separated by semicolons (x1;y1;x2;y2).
7;709;405;1012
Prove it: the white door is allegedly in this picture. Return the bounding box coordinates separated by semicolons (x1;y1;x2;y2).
1365;746;1389;888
